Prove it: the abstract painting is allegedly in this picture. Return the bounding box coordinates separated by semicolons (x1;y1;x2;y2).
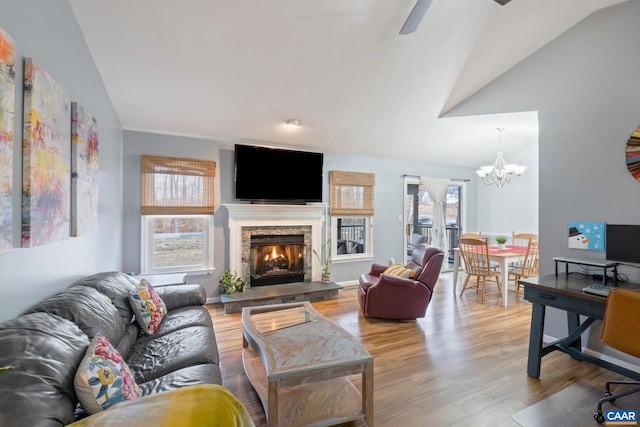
0;28;15;255
568;221;605;251
22;58;71;247
71;102;99;236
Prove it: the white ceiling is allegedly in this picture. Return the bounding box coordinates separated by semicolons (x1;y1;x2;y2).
68;0;626;168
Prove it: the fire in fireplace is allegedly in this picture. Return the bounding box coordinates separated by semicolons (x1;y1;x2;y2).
249;234;305;287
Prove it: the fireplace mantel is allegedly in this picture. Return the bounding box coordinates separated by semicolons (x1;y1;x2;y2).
223;203;328;283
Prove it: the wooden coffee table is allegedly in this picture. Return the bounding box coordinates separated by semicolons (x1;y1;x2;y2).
242;302;374;426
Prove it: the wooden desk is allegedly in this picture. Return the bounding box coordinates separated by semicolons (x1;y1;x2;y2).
452;245;529;307
520;274;640;380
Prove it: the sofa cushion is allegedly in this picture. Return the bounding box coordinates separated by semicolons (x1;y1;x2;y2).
153;306;213;337
129;279;167;335
126;325;218;383
23;286;125;346
70;272;139;327
137;364;222;395
74;334;140;414
0;312;90;427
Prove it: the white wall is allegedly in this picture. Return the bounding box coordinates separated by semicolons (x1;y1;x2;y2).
0;0;123;322
477;138;539;236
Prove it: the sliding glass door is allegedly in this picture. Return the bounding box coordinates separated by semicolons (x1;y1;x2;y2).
404;177;466;270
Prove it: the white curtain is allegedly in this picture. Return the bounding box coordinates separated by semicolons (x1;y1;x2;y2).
420;176;449;254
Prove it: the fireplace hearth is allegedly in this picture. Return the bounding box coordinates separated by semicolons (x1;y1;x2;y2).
250;234;305;287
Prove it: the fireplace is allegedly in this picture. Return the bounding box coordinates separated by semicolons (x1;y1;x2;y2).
224;203;327;287
250;234;305;287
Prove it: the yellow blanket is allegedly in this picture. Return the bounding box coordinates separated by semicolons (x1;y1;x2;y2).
68;384;255;427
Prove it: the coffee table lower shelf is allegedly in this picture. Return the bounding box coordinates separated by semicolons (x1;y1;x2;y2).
243;347;366;426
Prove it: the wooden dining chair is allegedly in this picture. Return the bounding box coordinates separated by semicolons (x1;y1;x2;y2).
509;239;539;292
461;232;482;240
458;238;503;304
512;232;538;247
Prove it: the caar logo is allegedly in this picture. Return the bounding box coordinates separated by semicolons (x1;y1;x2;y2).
605;410;638;425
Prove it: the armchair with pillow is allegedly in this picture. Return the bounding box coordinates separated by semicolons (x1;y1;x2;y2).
358;244;444;320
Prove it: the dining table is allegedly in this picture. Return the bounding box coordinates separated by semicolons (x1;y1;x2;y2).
452;244;529;307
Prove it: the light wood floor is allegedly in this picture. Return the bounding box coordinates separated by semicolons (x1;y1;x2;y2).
207;272;625;426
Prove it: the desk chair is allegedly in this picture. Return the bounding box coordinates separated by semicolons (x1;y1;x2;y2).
458;238;503;304
593;288;640;423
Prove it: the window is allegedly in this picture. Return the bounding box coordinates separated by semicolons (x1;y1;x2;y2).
330;171;375;260
140;155;216;274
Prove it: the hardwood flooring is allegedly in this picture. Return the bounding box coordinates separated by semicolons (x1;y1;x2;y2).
207;272;626;426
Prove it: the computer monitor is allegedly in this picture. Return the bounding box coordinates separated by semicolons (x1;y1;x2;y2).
606;224;640;264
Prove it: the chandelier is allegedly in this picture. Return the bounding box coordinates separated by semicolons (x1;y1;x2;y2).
476;128;526;187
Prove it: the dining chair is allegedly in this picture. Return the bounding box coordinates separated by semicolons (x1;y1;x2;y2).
512;232;538;247
458;238;503;304
459;232;500;271
508;239;539;292
461;232;483;240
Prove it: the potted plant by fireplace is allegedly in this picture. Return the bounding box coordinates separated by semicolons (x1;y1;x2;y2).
313;239;332;283
219;269;245;294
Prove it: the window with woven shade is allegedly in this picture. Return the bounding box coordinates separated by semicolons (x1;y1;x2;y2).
330;171;375;260
330;171;375;215
140;155;216;275
140;155;216;215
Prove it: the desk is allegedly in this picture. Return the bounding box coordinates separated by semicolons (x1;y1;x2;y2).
520;274;640;380
453;245;528;307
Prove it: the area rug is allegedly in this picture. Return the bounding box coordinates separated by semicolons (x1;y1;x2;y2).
512;381;640;427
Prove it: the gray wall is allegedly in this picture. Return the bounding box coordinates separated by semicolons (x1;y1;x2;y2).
451;1;640;357
123;131;483;299
0;0;123;322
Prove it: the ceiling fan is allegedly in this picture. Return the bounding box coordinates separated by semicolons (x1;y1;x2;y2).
400;0;512;35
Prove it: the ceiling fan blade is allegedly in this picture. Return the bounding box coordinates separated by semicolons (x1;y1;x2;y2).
400;0;434;35
494;0;512;5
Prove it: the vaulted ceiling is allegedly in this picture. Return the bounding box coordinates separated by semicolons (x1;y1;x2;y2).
68;0;627;167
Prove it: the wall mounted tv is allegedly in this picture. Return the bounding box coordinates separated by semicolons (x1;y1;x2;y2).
606;224;640;264
234;144;324;203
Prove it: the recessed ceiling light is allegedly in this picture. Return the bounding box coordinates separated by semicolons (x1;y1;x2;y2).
285;119;301;127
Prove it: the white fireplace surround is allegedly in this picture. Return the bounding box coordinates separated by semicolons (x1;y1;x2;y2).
224;203;327;283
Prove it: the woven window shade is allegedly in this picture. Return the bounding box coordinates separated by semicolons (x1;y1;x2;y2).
141;155;216;215
330;171;375;215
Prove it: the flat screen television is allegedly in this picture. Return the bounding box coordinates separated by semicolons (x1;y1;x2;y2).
234;144;324;203
606;224;640;264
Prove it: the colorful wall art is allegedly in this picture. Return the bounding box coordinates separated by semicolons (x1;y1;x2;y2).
0;28;15;255
22;58;71;247
71;102;99;236
568;221;605;251
626;125;640;182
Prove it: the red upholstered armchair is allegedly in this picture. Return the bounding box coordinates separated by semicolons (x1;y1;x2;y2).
358;244;444;320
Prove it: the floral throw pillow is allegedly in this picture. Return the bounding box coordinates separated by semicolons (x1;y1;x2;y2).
74;334;140;414
128;279;167;335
